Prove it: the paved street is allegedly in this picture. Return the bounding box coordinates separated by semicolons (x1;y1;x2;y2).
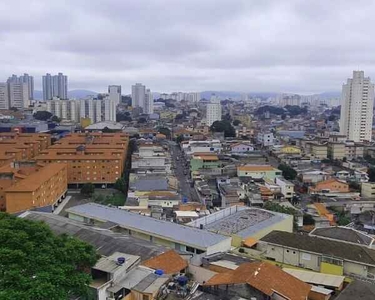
169;142;200;202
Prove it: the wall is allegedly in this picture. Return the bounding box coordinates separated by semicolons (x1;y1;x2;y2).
206;237;232;255
343;261;368;277
68;212;85;223
258;242;320;271
320;262;343;276
5;165;67;213
231;215;293;248
188;265;217;284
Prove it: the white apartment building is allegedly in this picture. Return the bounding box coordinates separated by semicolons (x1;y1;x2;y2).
278;94;301;107
47;99;80;122
43;73;68;100
7;74;34;100
160;92;200;102
8;82;29;109
340;71;374;142
131;83;145;109
257;132;275;147
0;83;9;109
144;89;154;114
104;97;116;122
108;85;121;106
275;177;295;200
206;95;221;126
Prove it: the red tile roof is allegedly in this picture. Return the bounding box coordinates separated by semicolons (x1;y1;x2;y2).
204;262;311;300
142;250;188;274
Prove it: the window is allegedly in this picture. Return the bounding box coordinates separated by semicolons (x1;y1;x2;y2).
186;246;195;253
143;295;149;300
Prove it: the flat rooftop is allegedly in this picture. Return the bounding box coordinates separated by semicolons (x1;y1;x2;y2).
66;203;230;249
188;206;290;238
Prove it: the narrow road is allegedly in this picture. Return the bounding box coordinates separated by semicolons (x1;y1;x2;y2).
169;142;200;202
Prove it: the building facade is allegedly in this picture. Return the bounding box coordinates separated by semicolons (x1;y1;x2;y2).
206;95;221;126
144;89;154;114
7;74;34;100
340;71;374;142
43;73;68;100
34;133;129;185
0;83;9;109
131;83;146;109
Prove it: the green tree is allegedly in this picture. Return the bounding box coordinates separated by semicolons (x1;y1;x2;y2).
174;114;184;121
328;114;337;121
114;177;127;193
158;127;171;139
255;105;284;116
233;119;241;126
116;113;132;122
210;120;236;137
368;167;375;182
51;115;61;123
80;183;95;196
138;117;147;124
9;107;18;112
278;164;297;180
303;214;315;225
285;105;307;116
33;111;52;121
337;212;351;226
263;202;299;228
0;213;98;299
176;134;185;144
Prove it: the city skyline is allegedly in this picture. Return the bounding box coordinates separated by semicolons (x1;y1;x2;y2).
1;1;375;94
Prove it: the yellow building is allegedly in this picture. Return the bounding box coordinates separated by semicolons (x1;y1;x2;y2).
281;146;302;155
80;117;91;128
1;163;67;214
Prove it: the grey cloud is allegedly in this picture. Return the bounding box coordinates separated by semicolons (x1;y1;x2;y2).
0;0;375;94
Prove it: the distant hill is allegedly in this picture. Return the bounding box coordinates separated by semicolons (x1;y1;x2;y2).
33;89;98;100
201;91;279;100
68;89;98;99
312;91;341;99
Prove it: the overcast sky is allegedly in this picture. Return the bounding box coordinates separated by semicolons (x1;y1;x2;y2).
1;0;374;94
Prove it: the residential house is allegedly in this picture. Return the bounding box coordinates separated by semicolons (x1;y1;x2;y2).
309;178;349;194
275;177;295;201
202;262;311;300
230;143;255;153
257;132;274;147
281;145;302;155
362;182;375;199
300;170;331;184
190;154;221;172
237;165;282;181
142;250;188;275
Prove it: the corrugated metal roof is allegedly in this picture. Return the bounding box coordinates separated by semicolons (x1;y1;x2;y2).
66;203;230;249
21;211;165;261
283;268;344;288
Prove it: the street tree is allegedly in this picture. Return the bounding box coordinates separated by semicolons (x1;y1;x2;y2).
80;183;95;196
33;111;52;121
0;213;98;299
